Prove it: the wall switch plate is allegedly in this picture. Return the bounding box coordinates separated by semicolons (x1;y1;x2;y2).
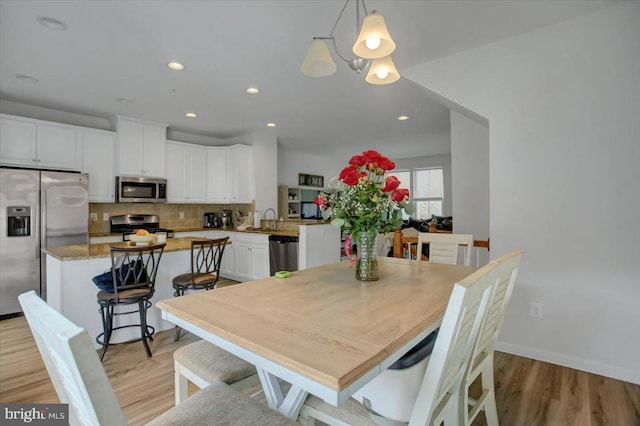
90;213;97;223
103;213;109;221
530;302;543;318
179;211;184;219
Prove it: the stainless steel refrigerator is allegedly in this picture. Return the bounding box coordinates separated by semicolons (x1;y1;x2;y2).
0;168;88;316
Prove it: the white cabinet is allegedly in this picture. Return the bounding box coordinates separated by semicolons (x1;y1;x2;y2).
233;233;269;281
0;114;81;170
80;128;116;202
206;145;253;204
115;116;167;177
166;141;207;203
0;117;36;167
227;144;253;203
206;147;229;203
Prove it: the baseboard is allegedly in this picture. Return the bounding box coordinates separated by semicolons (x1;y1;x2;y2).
495;341;640;385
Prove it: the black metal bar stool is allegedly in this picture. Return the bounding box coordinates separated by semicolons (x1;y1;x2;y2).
95;243;165;360
173;237;228;340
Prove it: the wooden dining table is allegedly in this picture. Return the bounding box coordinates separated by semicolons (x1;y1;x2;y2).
156;257;477;419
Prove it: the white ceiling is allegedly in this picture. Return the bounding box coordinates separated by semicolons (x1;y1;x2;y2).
0;1;611;160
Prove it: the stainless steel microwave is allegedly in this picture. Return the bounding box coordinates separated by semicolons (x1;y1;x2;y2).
115;176;167;203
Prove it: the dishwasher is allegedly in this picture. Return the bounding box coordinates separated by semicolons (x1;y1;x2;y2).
269;235;299;275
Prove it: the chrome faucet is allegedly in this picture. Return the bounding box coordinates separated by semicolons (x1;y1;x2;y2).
263;208;277;230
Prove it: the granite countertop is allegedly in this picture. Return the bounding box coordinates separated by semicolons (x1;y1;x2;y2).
43;237;211;261
90;226;303;238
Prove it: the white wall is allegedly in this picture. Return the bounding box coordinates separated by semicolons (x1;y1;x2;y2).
403;2;640;383
277;149;339;188
229;131;278;215
450;111;490;265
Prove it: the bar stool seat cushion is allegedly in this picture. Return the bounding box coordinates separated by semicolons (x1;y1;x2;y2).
148;381;296;426
172;272;217;289
97;287;151;302
174;340;256;384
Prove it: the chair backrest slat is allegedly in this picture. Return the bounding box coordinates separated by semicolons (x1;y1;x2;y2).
19;291;128;426
191;237;228;281
472;250;524;363
417;232;474;266
408;262;501;425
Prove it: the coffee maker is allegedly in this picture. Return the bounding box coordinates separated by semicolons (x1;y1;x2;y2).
221;209;232;229
203;212;218;228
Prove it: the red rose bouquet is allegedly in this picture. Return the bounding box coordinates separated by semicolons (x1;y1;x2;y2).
314;150;411;239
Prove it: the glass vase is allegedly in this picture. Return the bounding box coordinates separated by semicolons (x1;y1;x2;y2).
355;230;379;281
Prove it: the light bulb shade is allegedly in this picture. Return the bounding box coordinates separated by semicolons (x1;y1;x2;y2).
353;12;396;59
300;39;337;77
365;55;400;85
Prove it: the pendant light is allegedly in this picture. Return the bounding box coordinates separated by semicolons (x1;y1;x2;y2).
300;38;338;77
365;55;400;85
352;11;396;59
300;0;399;85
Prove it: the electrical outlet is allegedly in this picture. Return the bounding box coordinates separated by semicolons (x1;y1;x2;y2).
530;302;543;318
90;213;97;223
103;213;109;221
179;211;184;220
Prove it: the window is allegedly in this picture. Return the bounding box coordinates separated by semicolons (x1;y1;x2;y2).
386;168;444;220
413;168;443;220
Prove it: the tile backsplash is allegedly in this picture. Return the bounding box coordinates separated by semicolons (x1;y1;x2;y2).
89;202;253;234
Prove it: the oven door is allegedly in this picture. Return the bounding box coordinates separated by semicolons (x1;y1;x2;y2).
116;177;166;203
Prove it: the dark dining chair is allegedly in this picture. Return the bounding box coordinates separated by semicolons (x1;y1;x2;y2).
172;237;228;340
95;243;165;360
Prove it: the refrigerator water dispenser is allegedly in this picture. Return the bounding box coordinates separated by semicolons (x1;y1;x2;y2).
7;206;31;237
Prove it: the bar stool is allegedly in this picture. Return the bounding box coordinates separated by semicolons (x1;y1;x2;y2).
95;243;165;361
172;237;229;340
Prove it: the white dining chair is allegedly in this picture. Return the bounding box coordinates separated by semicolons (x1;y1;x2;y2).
174;339;259;404
18;291;295;426
300;260;502;425
462;250;524;426
417;232;474;266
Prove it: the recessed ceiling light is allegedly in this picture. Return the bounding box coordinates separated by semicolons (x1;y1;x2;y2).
185;113;197;118
266;122;277;128
167;62;185;71
15;74;39;83
246;87;260;94
398;115;409;121
36;16;68;31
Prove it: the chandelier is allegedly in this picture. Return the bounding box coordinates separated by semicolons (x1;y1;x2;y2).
300;0;400;85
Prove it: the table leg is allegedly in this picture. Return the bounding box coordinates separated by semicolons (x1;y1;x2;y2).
257;367;309;419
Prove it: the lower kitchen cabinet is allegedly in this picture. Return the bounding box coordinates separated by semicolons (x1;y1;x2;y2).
234;233;269;281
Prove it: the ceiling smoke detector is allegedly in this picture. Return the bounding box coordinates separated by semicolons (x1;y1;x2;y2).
36;16;68;31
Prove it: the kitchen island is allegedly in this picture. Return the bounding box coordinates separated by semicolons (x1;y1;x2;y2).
43;224;340;350
44;237;213;349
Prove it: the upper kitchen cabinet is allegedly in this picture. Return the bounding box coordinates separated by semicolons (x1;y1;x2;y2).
227;144;253;204
0;114;81;171
206;144;253;204
80;128;116;202
165;141;207;203
206;146;229;203
114;116;167;177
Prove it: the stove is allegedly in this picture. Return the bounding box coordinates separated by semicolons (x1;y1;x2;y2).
110;214;174;241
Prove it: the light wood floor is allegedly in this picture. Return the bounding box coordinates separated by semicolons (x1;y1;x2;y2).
1;315;639;425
